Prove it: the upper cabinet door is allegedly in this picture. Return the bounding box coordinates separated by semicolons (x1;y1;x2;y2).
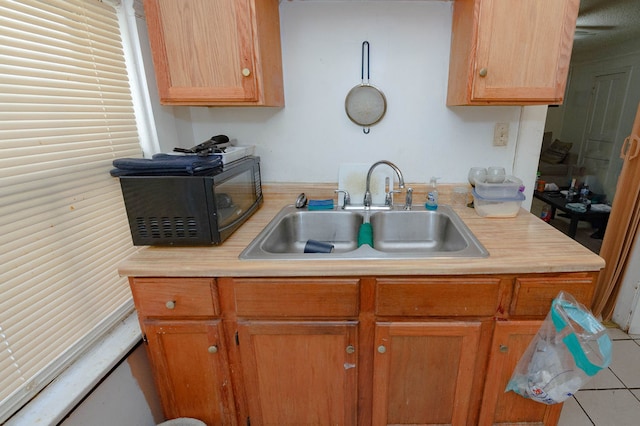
143;0;284;106
447;0;579;106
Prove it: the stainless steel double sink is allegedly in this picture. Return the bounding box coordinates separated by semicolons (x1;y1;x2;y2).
239;205;488;260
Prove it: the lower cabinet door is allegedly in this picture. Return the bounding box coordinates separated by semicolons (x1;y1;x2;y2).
237;321;358;425
144;320;236;426
372;321;482;426
478;321;563;426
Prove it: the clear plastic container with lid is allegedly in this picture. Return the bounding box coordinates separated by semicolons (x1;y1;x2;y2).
474;175;523;199
472;189;525;217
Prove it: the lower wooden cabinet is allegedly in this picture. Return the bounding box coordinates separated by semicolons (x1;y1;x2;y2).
372;321;484;426
129;272;598;426
144;321;236;425
478;321;563;426
236;321;358;425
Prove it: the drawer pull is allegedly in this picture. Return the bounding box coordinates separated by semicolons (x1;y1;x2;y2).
208;345;218;354
346;345;355;354
165;300;176;310
479;67;488;77
377;345;387;354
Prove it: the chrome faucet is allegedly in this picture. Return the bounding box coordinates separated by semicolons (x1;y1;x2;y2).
334;189;351;209
363;160;405;208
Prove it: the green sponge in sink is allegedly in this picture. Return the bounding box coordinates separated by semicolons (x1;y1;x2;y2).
358;223;373;247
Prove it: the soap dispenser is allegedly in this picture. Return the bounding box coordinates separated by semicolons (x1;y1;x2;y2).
425;177;439;210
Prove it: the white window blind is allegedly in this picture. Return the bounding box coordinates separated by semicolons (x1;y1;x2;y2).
0;0;142;421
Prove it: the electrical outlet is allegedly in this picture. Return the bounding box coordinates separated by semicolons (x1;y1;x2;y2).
493;123;509;146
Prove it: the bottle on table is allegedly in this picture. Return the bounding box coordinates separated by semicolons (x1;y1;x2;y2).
580;183;590;204
566;178;577;201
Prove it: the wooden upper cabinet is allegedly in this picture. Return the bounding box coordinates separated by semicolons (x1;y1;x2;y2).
447;0;579;105
143;0;284;106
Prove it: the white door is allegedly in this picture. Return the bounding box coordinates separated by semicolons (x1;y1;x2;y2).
579;69;631;200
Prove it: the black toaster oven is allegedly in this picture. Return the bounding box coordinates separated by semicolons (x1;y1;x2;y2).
118;156;262;246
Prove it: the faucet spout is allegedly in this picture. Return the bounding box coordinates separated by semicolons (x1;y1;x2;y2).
363;160;405;208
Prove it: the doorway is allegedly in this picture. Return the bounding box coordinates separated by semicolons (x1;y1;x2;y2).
578;68;631;201
531;57;637;255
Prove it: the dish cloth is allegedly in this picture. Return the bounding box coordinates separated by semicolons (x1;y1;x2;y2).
590;204;612;212
566;203;587;213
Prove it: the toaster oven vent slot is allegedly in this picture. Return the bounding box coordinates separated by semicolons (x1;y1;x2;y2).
162;217;174;238
136;217;199;240
173;217;199;238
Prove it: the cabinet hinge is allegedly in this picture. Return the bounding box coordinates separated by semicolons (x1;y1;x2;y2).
142;333;148;345
246;416;250;426
235;331;240;346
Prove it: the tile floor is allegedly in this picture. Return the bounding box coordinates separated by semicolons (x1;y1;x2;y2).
558;327;640;426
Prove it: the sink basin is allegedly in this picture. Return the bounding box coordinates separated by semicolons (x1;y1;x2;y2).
240;205;488;260
370;210;469;253
258;209;363;254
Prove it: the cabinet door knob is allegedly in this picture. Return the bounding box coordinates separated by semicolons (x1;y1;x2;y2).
165;300;176;310
208;345;218;354
241;68;251;77
479;68;488;77
499;344;508;353
377;345;387;354
346;345;355;354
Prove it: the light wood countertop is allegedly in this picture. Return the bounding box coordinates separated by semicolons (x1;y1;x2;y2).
118;184;605;277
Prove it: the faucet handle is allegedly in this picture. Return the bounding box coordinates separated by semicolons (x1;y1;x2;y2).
334;189;351;208
404;187;413;210
385;189;402;206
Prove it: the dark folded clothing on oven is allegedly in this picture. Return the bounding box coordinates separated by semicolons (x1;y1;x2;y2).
110;154;223;176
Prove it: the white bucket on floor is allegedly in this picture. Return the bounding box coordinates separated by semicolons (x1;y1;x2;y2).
157;418;206;426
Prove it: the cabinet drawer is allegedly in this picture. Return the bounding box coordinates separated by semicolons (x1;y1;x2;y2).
131;278;219;318
510;275;596;317
376;277;505;317
234;278;359;318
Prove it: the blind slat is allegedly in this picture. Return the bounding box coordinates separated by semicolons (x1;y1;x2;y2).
1;197;131;253
1;233;135;306
0;300;134;418
0;0;143;421
3;278;131;357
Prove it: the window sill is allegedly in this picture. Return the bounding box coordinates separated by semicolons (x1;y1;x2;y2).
5;311;142;426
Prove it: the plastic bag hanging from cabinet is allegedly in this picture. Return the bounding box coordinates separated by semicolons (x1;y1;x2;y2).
505;291;612;404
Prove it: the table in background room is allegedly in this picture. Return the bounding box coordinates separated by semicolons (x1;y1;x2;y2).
533;190;610;239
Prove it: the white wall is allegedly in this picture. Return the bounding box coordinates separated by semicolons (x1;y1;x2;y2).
147;1;545;208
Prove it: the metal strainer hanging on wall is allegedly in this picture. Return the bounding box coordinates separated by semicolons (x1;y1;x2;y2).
345;41;387;134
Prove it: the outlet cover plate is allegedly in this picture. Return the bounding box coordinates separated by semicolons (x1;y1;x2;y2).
494;123;509;146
